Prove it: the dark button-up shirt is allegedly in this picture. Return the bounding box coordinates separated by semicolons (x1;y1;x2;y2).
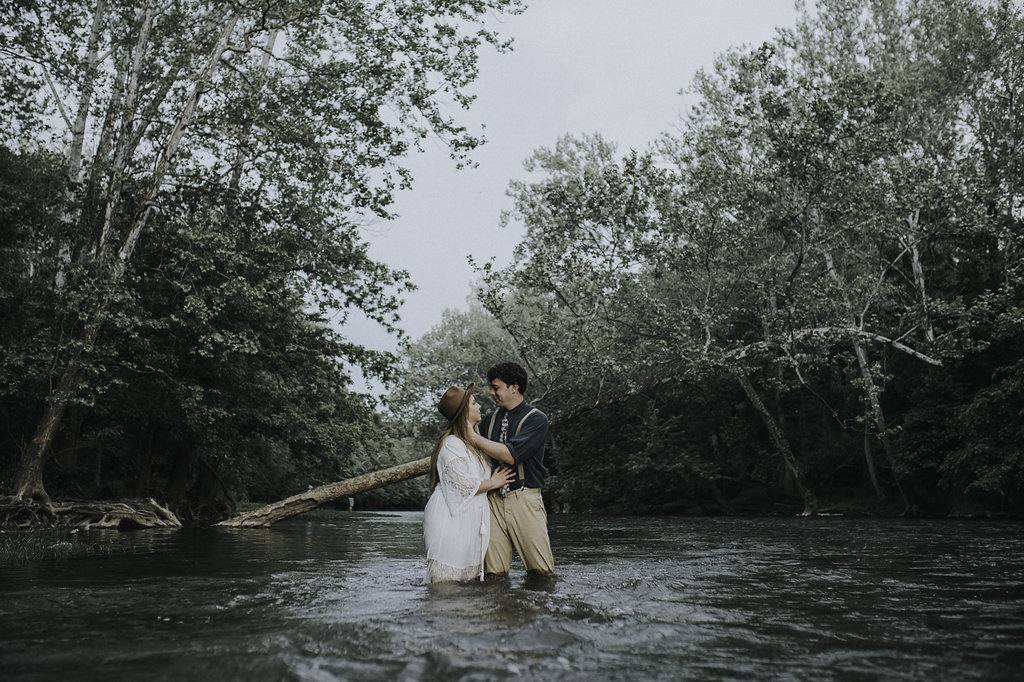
481;401;549;489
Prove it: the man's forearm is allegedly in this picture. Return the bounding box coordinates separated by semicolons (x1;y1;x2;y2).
471;432;515;464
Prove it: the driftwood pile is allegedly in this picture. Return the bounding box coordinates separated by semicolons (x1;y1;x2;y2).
0;496;182;530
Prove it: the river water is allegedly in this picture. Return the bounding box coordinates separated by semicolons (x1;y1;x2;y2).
2;512;1023;681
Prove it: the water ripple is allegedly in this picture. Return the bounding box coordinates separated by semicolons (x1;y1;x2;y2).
2;514;1024;681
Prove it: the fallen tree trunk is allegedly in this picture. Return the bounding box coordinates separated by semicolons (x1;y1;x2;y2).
223;325;945;529
218;392;602;529
215;457;430;528
219;361;816;529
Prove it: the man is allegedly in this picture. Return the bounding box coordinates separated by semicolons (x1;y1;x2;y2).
470;362;555;577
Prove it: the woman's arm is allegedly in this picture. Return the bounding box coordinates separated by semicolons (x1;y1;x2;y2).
470;432;515;465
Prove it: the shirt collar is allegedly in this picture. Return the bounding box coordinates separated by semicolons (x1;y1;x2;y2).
504;400;530;416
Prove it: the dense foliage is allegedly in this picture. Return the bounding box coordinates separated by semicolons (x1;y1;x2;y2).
5;0;1021;520
437;0;1023;516
0;0;522;511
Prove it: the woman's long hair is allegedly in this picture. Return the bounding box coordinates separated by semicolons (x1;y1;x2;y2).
428;412;484;493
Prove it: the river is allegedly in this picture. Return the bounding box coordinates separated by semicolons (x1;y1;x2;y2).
2;512;1022;681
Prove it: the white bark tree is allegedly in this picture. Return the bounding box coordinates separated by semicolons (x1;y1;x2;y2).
1;0;524;502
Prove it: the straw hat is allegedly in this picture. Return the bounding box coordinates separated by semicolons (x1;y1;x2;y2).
438;383;474;423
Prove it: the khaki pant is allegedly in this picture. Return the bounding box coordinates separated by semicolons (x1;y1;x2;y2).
484;487;554;576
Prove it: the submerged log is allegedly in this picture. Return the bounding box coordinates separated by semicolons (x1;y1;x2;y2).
216;456;430;528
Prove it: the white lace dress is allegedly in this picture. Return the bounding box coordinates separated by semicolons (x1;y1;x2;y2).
423;435;490;583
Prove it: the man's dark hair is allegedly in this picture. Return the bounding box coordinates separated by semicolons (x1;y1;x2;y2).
487;362;528;396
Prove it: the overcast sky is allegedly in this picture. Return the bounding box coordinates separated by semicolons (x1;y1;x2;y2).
345;0;802;390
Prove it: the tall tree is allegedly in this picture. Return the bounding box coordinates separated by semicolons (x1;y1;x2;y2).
1;0;523;501
471;0;1018;513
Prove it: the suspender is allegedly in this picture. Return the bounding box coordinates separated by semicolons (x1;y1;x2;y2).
486;407;539;484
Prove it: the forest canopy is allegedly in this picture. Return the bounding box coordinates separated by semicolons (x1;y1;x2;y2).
2;0;1023;520
0;0;523;513
397;0;1024;517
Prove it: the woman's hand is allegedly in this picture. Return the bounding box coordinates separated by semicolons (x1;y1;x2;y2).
480;465;515;493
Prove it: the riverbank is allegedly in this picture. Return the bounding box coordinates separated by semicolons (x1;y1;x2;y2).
0;529;124;566
3;491;1018;539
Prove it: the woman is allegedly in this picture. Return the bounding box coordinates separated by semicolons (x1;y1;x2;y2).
423;383;514;583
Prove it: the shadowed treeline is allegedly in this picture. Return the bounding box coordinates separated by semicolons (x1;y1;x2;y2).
2;0;1022;522
386;0;1024;518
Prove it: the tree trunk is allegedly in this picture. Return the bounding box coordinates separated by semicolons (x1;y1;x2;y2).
56;0;107;289
216;457;431;528
11;361;88;502
68;0;106;179
863;426;883;500
852;341;910;511
765;289;796;491
900;210;935;343
96;0;157;262
229;29;278;190
824;249;910;511
737;374;818;516
10;11;239;502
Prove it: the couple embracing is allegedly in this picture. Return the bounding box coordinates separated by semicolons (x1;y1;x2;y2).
423;362;554;583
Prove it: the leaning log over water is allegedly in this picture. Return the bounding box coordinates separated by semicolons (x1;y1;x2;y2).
218;378;705;529
216;457;430;528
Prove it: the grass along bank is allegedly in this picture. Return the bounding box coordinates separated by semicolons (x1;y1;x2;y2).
0;529;126;566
